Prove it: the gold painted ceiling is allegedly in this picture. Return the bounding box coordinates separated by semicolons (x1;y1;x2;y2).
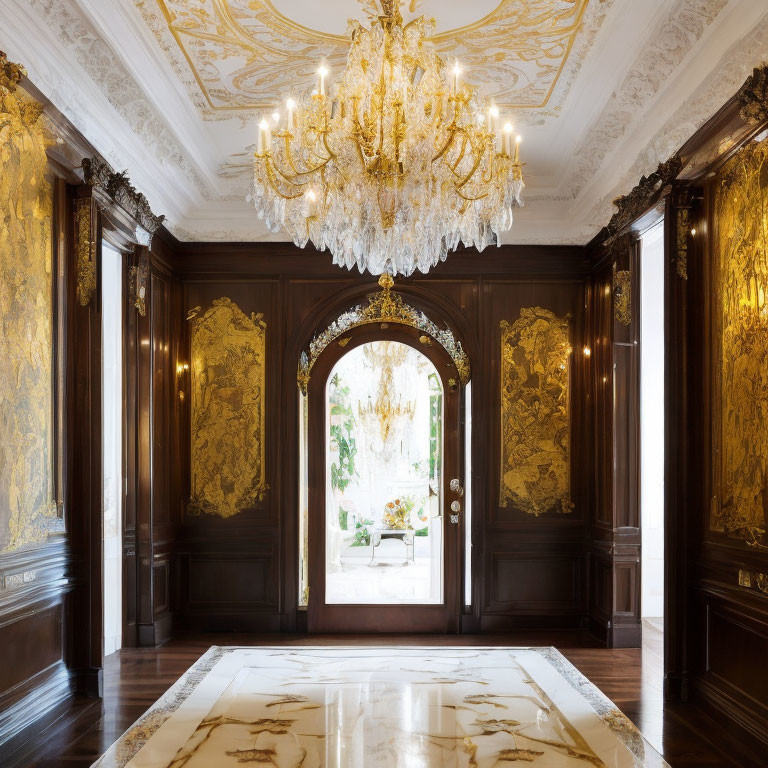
136;0;592;114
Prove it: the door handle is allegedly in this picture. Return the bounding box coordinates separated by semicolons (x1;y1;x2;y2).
450;478;464;496
450;514;460;524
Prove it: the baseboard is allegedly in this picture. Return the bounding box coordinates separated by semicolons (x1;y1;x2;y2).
610;622;641;648
479;614;584;632
175;612;283;633
693;675;768;765
138;612;173;647
0;661;72;749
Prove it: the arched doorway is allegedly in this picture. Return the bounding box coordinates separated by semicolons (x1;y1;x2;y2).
301;301;468;633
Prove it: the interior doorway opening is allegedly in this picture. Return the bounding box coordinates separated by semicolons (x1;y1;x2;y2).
101;244;123;657
324;341;444;605
640;220;665;628
639;219;665;729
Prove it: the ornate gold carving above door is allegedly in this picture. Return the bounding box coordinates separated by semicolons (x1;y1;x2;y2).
499;308;573;516
711;135;768;549
297;274;470;394
188;298;268;518
0;52;57;550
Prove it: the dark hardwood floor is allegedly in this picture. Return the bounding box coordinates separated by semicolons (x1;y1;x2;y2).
6;622;744;767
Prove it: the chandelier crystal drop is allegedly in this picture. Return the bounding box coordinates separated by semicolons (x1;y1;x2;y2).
250;0;524;277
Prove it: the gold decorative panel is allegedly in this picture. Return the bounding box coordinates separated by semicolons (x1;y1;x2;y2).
612;264;631;326
188;298;268;518
137;0;592;114
499;308;573;516
74;197;96;306
0;53;56;550
711;135;768;549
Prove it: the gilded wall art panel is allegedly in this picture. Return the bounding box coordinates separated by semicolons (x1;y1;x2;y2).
135;0;598;115
188;298;268;518
0;56;57;550
499;308;573;516
711;135;768;548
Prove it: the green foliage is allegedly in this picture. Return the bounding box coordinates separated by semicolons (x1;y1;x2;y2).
329;374;358;493
338;506;349;530
351;517;374;546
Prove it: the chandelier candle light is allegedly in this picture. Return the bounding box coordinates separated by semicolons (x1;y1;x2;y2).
250;0;524;277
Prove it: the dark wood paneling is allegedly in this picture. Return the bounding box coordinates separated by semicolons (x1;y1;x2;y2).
662;70;768;759
188;557;270;605
0;539;73;752
487;553;584;611
166;249;592;634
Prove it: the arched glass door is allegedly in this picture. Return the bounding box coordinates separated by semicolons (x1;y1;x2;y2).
325;341;444;605
306;326;463;632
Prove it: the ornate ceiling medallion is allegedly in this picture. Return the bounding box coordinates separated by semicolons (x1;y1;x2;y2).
252;0;525;275
297;274;470;393
138;0;591;113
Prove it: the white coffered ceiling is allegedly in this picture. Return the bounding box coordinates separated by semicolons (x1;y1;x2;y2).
2;0;767;244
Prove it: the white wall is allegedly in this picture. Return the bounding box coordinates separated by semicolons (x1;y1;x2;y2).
640;221;665;619
102;245;123;656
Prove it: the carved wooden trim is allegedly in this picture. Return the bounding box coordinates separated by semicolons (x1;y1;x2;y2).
672;187;695;281
0;49;25;93
129;247;149;316
606;157;683;238
74;197;97;307
612;264;631;326
82;156;165;242
737;63;768;127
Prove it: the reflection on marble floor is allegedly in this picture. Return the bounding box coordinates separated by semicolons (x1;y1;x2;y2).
94;648;667;768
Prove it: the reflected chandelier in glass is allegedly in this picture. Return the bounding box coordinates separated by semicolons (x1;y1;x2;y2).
250;0;525;277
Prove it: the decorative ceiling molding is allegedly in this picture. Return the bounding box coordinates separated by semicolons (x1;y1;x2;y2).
560;0;727;205
586;6;768;234
25;0;212;201
134;0;608;117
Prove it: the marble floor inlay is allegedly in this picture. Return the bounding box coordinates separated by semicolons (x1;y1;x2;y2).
93;647;667;767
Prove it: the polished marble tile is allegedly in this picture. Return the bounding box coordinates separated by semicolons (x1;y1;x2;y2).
93;647;667;767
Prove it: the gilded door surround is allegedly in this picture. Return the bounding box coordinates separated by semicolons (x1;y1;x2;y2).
297;274;471;394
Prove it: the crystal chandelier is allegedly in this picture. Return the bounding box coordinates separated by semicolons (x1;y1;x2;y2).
357;342;415;463
250;0;524;277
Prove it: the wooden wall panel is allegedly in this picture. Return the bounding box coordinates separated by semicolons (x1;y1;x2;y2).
586;236;641;649
161;246;593;633
678;125;768;759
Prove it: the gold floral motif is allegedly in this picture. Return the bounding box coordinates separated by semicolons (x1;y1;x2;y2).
0;52;57;550
297;274;470;393
676;206;689;280
737;63;768;127
188;298;268;518
612;265;631;326
711;135;768;548
129;253;149;317
499;309;573;516
74;197;97;306
137;0;592;114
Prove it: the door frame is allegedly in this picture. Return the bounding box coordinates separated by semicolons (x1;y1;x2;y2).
306;323;465;633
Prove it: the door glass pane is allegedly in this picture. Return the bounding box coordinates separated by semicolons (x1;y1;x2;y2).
325;341;443;604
